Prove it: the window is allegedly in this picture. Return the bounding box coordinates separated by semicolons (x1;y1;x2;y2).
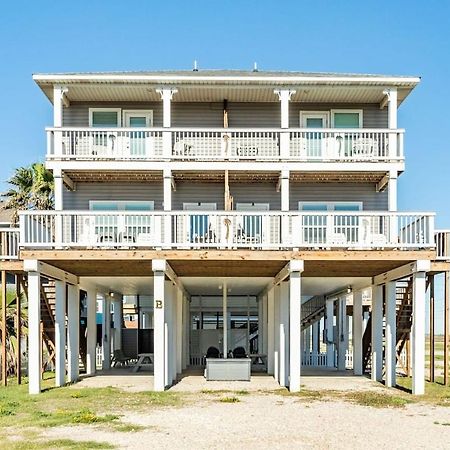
89;109;121;127
331;110;362;128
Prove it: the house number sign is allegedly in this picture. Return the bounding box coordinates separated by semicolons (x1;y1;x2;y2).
155;300;163;309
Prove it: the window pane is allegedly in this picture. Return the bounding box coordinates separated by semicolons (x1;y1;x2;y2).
129;117;147;127
124;202;154;211
334;204;361;211
300;203;328;211
92;111;119;127
334;112;360;128
306;118;324;128
91;202;119;211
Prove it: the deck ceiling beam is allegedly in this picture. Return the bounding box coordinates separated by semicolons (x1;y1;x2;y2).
373;260;431;285
23;260;78;285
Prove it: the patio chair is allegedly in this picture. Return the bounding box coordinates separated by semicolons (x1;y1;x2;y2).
112;349;133;367
232;346;247;359
205;346;220;358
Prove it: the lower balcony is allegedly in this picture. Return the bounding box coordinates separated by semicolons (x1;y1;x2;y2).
18;211;435;251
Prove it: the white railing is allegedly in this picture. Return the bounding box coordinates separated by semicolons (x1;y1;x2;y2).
0;227;19;259
47;127;164;159
46;127;404;162
289;128;403;160
302;352;328;366
435;230;450;260
19;211;435;251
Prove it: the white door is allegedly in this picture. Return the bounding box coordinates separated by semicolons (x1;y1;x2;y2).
123;111;154;157
300;112;329;158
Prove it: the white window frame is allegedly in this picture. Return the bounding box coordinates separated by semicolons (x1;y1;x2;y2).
299;111;330;128
123;110;154;127
235;202;270;211
183;203;217;211
330;109;363;128
89;200;154;210
89;108;122;127
298;201;363;211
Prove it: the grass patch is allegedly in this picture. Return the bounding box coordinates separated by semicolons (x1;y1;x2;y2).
343;391;411;408
113;423;146;433
0;438;114;449
218;396;240;403
397;376;450;406
201;389;249;395
0;375;182;444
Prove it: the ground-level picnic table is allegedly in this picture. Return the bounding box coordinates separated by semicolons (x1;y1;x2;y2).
132;353;154;373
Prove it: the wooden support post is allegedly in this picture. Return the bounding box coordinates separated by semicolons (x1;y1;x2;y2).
1;270;7;386
429;275;435;383
16;274;22;385
445;271;450;386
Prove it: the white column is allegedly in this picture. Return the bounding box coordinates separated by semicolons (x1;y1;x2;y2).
67;284;80;382
289;260;303;392
279;281;289;387
385;281;397;387
267;289;275;375
353;290;363;375
53;85;67;157
257;296;263;354
275;89;295;158
164;280;174;386
312;321;319;366
28;268;41;394
54;280;67;387
152;259;166;391
384;87;398;159
388;171;398;212
275;89;295;129
176;289;183;375
371;285;384;382
337;296;347;371
412;271;427;395
163;168;172;247
170;283;177;382
386;87;398;129
262;293;268;355
86;288;97;376
273;285;280;381
326;299;334;367
157;87;177;158
223;281;228;358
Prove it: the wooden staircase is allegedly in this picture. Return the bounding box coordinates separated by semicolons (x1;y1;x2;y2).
301;295;326;331
40;278;57;368
362;278;414;373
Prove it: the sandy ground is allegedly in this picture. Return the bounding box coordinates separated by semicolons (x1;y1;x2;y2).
45;393;450;449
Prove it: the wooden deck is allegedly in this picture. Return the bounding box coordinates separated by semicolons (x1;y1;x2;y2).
17;249;436;278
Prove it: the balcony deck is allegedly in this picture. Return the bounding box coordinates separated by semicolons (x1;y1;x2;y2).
46;127;404;164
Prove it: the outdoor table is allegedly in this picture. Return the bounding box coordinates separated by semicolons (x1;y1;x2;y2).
132;353;154;373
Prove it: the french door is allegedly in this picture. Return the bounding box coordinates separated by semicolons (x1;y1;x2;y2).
123;111;153;156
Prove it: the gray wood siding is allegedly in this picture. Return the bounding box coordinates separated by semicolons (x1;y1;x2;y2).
63;181;386;211
172;183;225;209
63;101;387;128
231;183;281;209
63;183;164;210
289;183;388;211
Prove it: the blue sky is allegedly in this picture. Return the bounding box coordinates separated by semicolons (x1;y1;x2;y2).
0;1;448;328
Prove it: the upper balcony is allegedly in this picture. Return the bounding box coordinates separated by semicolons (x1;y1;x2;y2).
34;70;419;172
46;127;404;163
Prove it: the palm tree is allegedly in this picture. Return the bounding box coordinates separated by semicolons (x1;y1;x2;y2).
2;163;54;223
0;288;27;376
